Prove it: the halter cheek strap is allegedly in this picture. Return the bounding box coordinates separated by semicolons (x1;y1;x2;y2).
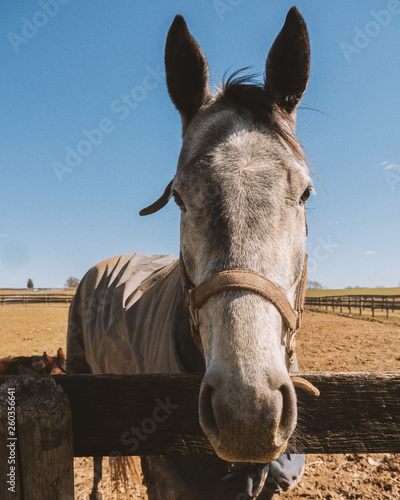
179;251;319;398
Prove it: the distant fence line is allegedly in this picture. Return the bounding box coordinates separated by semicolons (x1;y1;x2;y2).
305;295;400;319
2;293;400;318
0;294;74;305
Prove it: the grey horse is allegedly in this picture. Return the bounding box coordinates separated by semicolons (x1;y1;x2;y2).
67;7;314;499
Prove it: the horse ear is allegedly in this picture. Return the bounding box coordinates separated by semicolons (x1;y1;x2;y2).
165;15;211;128
265;7;310;115
43;352;52;364
57;347;66;360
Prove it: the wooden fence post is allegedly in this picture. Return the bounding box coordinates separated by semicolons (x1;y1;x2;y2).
0;376;74;499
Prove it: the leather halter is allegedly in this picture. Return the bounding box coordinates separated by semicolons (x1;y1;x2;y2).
139;183;318;396
179;250;319;398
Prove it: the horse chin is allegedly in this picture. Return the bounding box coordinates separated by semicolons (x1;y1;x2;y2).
210;439;288;464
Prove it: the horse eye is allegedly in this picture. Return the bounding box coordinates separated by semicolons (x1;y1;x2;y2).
172;191;185;210
300;188;311;203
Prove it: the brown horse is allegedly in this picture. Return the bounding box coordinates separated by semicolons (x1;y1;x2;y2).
0;347;66;375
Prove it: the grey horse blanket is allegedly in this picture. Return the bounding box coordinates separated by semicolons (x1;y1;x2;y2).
67;254;304;499
67;254;188;375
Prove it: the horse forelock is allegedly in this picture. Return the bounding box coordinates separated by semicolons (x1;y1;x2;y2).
220;71;306;161
180;71;304;158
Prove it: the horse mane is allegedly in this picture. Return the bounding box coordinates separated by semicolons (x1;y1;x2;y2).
218;69;305;162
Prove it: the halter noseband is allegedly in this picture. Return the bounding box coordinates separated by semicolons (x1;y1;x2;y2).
179;252;319;397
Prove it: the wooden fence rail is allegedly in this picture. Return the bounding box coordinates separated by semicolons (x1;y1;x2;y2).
305;295;400;319
0;294;74;305
1;372;400;457
1;372;400;499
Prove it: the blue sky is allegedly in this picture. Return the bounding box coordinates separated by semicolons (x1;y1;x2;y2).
1;0;399;289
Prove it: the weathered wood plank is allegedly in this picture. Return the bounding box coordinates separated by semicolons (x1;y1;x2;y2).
0;376;74;499
1;372;399;457
59;372;400;456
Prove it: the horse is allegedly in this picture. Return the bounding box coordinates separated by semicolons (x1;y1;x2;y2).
67;7;318;499
0;347;66;375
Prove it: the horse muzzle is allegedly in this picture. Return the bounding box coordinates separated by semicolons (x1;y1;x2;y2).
198;368;297;463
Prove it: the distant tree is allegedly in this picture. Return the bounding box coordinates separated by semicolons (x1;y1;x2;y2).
307;280;322;290
27;279;33;289
65;276;80;289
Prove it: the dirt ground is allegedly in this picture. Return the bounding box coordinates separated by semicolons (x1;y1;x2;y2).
1;306;399;499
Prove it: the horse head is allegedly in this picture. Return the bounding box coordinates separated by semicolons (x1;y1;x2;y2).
141;7;313;463
43;348;67;374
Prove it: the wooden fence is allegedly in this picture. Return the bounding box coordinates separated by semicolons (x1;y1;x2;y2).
0;294;74;305
3;293;400;317
1;372;400;498
305;295;400;319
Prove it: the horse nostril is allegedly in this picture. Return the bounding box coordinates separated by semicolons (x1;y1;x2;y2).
199;382;221;445
275;382;297;446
